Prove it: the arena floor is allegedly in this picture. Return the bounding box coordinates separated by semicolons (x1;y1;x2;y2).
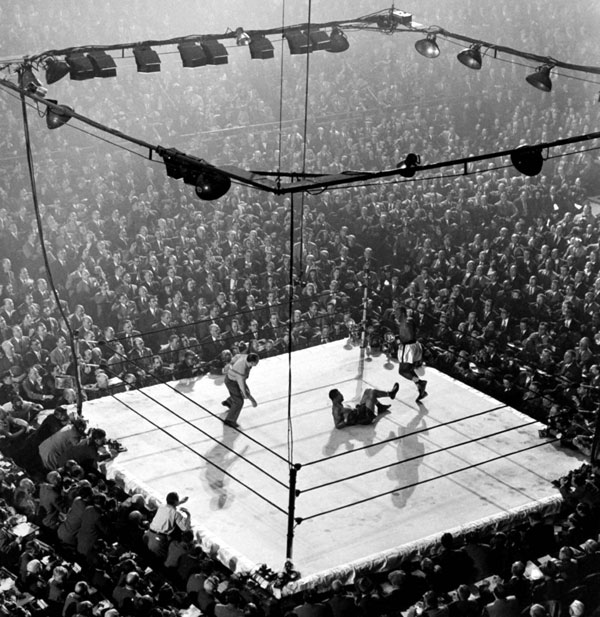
81;341;586;594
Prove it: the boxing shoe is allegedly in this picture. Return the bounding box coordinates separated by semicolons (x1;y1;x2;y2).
376;403;391;415
416;380;428;402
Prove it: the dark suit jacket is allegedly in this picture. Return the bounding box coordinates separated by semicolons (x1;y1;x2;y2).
200;335;226;362
483;597;520;617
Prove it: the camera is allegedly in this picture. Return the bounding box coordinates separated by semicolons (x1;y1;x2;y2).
107;439;127;453
93;600;113;616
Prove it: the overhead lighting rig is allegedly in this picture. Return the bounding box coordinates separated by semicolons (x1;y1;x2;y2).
5;73;600;201
4;5;600;202
14;4;598;94
158;147;232;201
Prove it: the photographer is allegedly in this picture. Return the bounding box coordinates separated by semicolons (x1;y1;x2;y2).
38;470;64;531
39;417;88;471
77;492;111;562
173;350;205;380
0;403;30;456
55;427;119;473
554;463;600;510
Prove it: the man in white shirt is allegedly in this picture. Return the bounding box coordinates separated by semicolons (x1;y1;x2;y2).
147;491;191;558
222;352;259;428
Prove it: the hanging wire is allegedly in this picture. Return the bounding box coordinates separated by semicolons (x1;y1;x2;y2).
18;88;85;415
4;78;600;198
286;1;312;469
286;0;314;469
438;35;600;87
277;0;286;180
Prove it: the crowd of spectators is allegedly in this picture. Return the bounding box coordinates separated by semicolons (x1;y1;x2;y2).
0;433;280;616
0;0;600;614
0;437;598;616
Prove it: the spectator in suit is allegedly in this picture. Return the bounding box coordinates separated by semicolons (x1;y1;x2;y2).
0;339;25;380
435;532;475;591
327;579;360;617
448;584;480;617
49;336;71;372
128;336;154;374
482;584;520;617
21;366;55;408
200;324;226;363
150;310;174;352
523;511;556;560
294;589;333;617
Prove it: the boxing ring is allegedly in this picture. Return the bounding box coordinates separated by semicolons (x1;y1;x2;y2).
81;341;586;594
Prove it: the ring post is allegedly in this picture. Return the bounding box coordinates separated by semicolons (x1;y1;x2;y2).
286;463;301;560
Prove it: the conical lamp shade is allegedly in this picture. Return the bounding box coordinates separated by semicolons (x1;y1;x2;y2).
46;103;74;129
195;169;231;201
327;27;350;53
511;146;544;176
415;35;440;58
457;46;482;69
526;66;552;92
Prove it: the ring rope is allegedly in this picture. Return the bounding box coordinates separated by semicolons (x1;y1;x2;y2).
111;392;287;514
300;418;538;493
303;403;508;466
100;340;289;465
299;437;560;522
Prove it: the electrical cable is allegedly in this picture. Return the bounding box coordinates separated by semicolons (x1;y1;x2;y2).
9;9;600;80
286;0;315;468
276;0;286;181
18;87;85;415
3;78;600;197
